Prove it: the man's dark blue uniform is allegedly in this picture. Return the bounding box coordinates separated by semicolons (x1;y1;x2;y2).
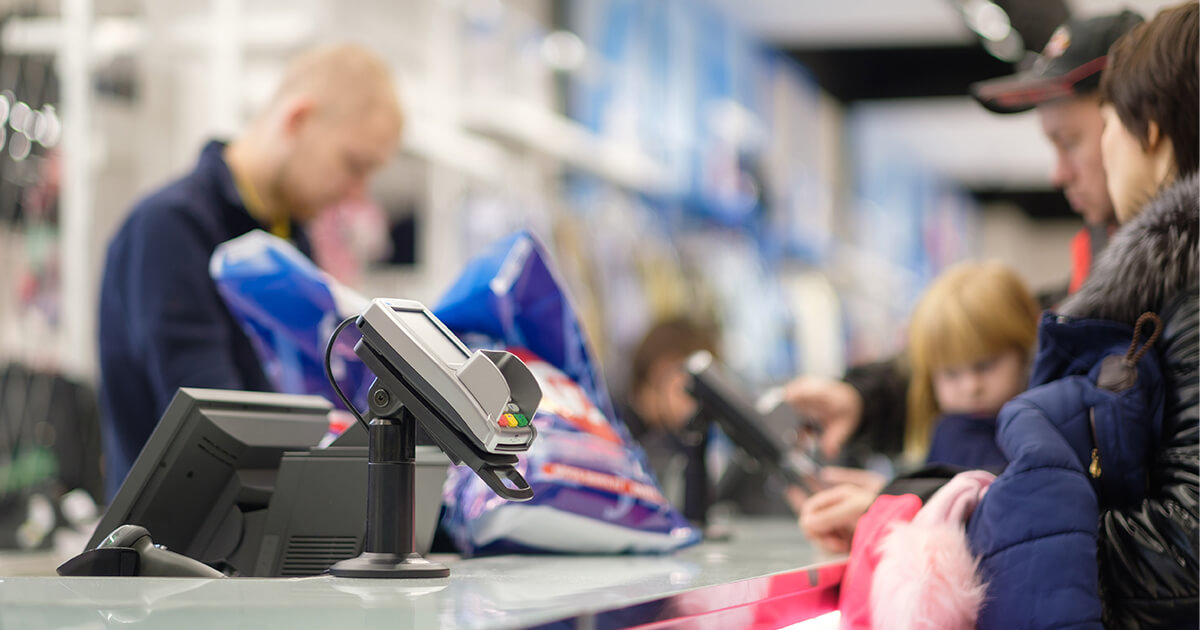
98;141;310;499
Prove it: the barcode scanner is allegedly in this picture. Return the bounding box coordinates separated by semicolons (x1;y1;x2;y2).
58;524;225;578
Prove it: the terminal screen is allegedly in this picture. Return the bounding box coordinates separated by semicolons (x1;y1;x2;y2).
394;308;469;365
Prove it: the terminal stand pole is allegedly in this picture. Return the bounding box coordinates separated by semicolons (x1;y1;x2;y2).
329;385;449;578
681;410;711;527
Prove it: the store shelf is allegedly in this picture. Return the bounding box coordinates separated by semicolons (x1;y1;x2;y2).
0;13;311;58
401;117;513;188
460;97;677;196
0;16;138;58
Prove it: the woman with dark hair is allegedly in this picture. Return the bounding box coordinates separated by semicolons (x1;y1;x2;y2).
1099;0;1198;221
1069;4;1200;626
959;3;1199;628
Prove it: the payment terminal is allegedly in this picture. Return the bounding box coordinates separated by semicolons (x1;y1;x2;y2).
327;298;542;578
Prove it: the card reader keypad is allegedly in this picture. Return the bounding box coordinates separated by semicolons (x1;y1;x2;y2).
497;412;531;428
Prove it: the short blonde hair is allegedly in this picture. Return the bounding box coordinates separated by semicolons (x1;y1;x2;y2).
268;43;401;126
905;261;1040;457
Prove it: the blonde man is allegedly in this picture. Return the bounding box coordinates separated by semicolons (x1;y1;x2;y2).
98;45;403;497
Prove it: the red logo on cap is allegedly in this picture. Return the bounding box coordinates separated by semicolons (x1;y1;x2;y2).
1043;25;1071;59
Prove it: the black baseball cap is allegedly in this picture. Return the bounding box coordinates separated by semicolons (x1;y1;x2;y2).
971;10;1144;114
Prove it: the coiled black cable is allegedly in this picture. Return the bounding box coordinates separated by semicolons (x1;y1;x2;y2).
323;315;369;432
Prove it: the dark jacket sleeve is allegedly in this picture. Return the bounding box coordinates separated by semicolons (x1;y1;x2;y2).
1098;293;1199;629
127;206;249;413
879;464;965;502
970;386;1105;629
842;357;909;458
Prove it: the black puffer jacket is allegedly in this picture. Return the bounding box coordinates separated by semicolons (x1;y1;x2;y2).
1058;172;1199;629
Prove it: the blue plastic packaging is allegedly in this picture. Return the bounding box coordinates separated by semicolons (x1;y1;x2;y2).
209;230;372;412
434;231;700;555
434;232;622;432
441;349;700;554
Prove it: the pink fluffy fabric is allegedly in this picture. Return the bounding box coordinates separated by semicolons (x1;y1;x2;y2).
867;471;994;630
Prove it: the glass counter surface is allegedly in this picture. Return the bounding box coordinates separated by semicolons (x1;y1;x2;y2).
0;518;843;630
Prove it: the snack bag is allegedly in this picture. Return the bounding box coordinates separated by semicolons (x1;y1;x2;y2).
209;230;371;413
435;231;700;555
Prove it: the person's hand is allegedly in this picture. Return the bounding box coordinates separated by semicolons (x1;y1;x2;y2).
783;377;864;459
797;483;879;554
787;467;887;554
783;466;886;515
784;485;811;515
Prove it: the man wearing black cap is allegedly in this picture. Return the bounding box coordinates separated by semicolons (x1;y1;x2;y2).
972;10;1144;296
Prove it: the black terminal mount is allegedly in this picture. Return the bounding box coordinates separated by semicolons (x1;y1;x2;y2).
328;299;542;579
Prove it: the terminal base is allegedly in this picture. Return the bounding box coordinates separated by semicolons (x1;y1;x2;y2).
329;552;449;579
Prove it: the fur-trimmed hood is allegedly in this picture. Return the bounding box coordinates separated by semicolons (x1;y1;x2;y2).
1058;172;1199;324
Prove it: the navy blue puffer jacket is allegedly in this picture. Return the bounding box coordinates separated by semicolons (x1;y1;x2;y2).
966;314;1164;629
966;173;1198;629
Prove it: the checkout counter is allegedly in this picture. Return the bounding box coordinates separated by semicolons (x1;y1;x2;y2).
0;518;842;629
0;301;846;628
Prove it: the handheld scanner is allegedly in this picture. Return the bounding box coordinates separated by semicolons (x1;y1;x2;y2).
96;525;225;578
356;298;541;454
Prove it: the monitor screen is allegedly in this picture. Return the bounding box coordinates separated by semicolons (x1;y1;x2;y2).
87;388;331;571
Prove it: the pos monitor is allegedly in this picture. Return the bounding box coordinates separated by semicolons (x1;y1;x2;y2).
86;388;332;573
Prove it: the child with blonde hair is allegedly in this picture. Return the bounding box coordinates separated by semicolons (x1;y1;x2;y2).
803;261;1041;629
904;261;1040;468
795;261;1038;553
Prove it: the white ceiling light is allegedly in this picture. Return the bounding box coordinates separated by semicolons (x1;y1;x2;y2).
964;0;1013;42
956;0;1025;62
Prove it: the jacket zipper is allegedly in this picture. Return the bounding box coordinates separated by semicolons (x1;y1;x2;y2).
1088;408;1101;479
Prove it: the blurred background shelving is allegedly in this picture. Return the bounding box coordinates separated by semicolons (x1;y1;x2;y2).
0;0;1183;401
